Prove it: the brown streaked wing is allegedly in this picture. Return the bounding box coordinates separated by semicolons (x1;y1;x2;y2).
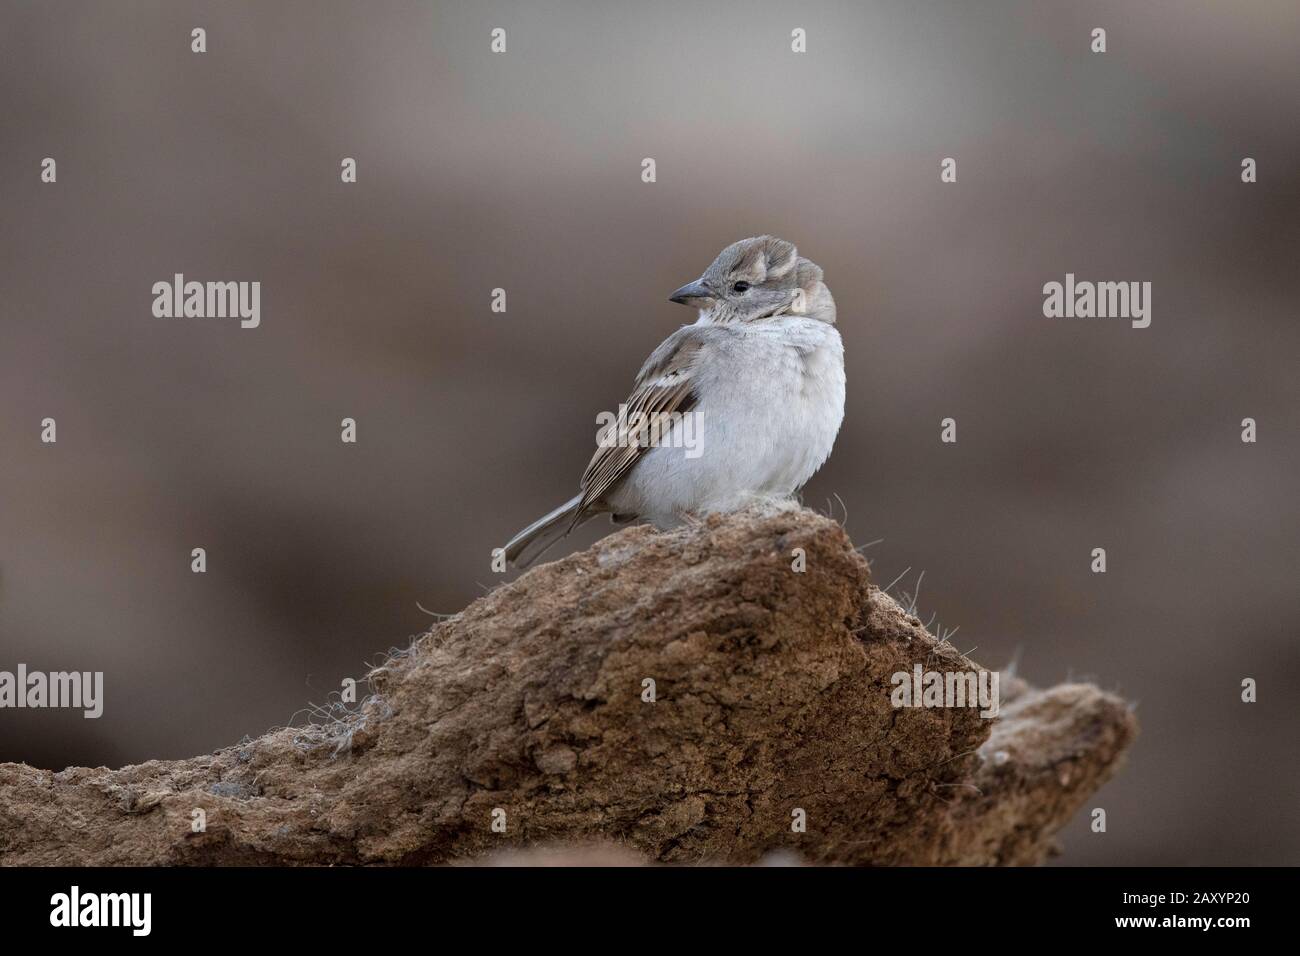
574;326;706;522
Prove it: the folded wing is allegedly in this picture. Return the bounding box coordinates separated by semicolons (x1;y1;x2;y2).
574;325;709;524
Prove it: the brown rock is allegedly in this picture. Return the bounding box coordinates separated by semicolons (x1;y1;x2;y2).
0;503;1136;866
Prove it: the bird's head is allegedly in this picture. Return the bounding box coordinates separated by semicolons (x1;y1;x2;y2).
668;235;835;324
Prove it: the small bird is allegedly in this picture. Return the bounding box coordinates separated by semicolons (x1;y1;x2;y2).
503;235;845;568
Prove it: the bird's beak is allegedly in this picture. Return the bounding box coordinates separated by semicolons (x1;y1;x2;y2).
669;279;715;307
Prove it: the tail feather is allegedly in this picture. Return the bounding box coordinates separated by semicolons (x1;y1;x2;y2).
503;494;589;569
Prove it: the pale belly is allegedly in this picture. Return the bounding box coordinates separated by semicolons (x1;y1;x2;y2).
609;320;845;526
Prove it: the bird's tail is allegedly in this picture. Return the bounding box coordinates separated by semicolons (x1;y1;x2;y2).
502;494;588;569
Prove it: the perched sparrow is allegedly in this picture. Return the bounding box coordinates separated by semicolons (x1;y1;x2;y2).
504;235;845;568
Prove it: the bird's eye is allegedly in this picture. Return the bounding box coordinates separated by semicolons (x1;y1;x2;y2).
732;281;751;293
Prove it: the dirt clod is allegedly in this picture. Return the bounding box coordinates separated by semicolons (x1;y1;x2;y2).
0;505;1136;865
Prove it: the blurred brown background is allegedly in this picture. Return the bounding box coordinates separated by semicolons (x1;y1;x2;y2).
2;0;1297;864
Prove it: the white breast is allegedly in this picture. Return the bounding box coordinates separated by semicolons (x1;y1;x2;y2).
611;317;845;526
